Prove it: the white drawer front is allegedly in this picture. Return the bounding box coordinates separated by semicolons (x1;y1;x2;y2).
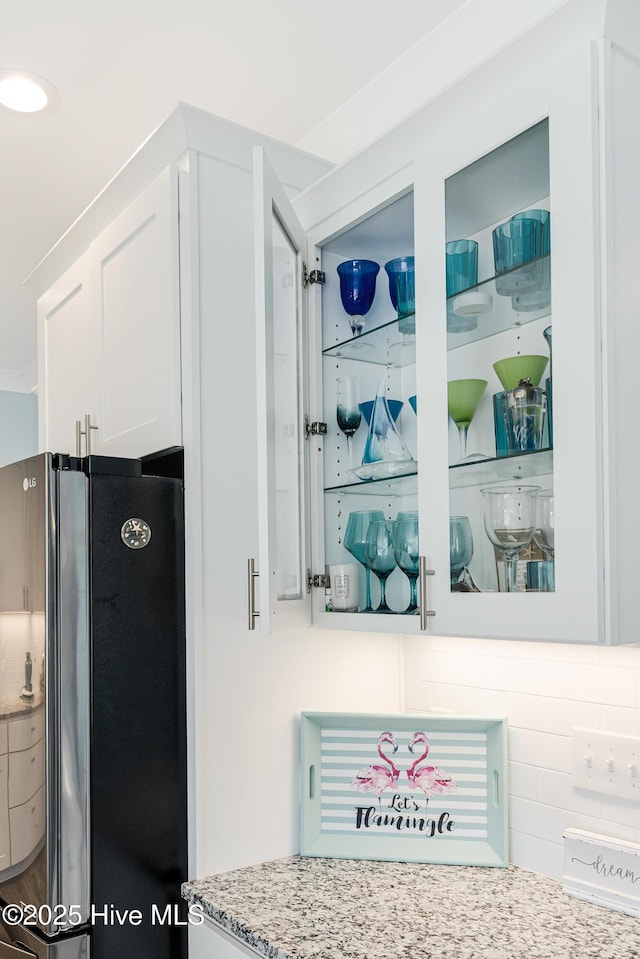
8;709;44;753
0;724;7;756
10;785;44;866
9;739;44;808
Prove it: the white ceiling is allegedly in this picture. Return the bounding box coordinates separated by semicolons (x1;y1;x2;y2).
2;0;470;387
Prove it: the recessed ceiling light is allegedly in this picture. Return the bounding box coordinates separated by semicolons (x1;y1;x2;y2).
0;70;59;116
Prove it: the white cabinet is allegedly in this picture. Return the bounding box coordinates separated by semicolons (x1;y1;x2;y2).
256;31;640;646
9;785;44;867
0;709;45;874
36;167;181;459
37;248;100;457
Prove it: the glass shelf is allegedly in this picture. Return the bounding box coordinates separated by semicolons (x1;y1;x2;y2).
322;315;416;368
449;448;553;489
447;255;551;350
324;471;419;497
324;449;553;494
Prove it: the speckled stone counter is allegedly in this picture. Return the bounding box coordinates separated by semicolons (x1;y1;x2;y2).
182;855;640;959
0;696;42;721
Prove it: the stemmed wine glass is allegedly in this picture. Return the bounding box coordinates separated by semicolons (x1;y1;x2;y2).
337;260;380;336
447;379;488;462
449;516;473;588
365;520;397;613
393;512;419;612
336;375;361;469
343;510;385;612
534;490;554;558
481;486;540;592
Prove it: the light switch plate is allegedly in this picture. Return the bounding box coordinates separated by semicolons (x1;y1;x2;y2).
572;727;640;800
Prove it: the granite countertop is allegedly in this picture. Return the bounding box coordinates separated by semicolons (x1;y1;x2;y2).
0;695;42;721
182;855;640;959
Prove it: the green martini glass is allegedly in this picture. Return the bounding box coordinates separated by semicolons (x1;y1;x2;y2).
447;378;488;462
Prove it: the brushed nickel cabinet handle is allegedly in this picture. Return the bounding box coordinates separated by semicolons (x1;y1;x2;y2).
76;414;98;455
419;556;436;631
247;558;260;630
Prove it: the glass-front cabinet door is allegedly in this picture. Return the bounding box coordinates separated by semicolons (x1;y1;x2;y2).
258;42;605;642
419;42;602;642
312;184;422;631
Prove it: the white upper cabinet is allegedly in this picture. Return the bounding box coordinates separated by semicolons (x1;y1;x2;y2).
257;29;640;645
90;166;181;458
37;249;101;457
37;167;180;459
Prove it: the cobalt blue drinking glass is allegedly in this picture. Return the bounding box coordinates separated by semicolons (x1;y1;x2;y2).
337;259;380;335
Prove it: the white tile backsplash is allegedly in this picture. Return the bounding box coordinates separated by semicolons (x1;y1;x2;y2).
403;634;640;878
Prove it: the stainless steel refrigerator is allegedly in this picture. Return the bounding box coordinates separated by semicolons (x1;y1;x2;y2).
0;451;187;959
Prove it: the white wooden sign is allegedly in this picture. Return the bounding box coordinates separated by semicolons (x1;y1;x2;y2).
563;828;640;918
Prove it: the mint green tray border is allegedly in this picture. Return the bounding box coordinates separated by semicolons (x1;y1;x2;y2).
300;712;509;867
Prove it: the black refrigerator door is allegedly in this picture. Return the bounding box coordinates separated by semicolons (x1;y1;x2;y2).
88;466;187;959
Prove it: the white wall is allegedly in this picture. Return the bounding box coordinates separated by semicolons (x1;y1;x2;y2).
0;391;38;468
297;0;587;162
403;635;640;879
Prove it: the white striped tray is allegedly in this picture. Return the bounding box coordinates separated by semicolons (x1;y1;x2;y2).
300;712;508;866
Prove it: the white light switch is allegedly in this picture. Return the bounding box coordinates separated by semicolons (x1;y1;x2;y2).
572;728;640;801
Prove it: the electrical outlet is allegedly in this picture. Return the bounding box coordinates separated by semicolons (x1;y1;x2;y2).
572;728;640;801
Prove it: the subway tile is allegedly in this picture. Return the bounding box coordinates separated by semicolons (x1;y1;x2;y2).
600;796;640;830
508;728;571;772
537;839;564;881
429;682;484;714
507;658;570;698
403;647;431;682
509;829;538;872
509;761;537;800
416;651;509;689
534;697;601;736
599;645;640;667
404;678;432;712
482;690;536;728
568;662;638;707
537;643;599;664
509;797;572;843
599;704;640;735
536;768;602;817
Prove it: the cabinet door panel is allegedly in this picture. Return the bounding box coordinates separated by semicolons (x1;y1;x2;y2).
8;739;44;809
254;147;311;633
418;42;601;642
37;251;100;456
92;166;181;458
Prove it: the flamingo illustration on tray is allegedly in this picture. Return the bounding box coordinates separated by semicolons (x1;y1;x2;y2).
407;730;457;813
351;730;399;810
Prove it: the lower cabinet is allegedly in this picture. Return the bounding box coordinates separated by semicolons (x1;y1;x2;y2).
9;785;44;867
0;709;45;875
